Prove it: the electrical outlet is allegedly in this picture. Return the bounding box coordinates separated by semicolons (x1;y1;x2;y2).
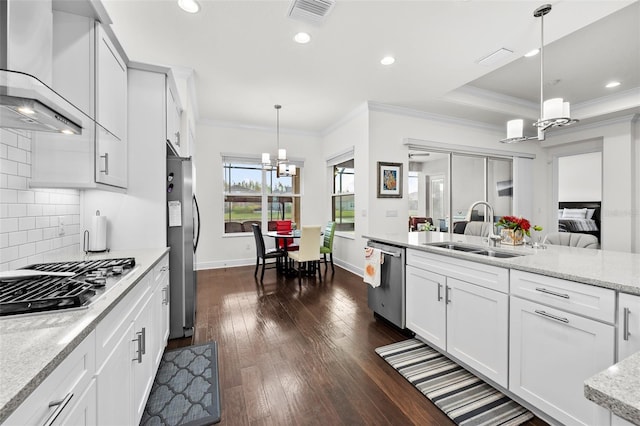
58;216;65;236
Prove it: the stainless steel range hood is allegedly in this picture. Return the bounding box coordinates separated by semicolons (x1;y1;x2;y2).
1;70;83;135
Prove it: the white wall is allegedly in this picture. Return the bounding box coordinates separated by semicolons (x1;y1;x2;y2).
321;105;370;274
558;152;602;201
0;129;81;270
194;122;324;270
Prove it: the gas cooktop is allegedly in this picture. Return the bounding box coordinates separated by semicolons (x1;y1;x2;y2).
0;258;135;317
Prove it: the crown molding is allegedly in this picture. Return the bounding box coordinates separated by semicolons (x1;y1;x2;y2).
367;101;502;132
198;118;320;138
320;102;369;136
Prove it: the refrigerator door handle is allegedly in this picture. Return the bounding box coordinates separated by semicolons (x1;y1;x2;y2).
193;195;201;252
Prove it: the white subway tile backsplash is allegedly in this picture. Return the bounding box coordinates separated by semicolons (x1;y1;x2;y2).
17;190;34;204
1;130;80;267
9;231;27;246
7;204;27;217
19;216;35;231
27;204;43;216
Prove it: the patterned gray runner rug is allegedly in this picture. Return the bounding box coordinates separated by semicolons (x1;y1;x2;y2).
141;342;221;426
376;339;533;426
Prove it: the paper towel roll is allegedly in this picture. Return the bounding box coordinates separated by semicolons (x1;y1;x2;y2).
89;214;108;251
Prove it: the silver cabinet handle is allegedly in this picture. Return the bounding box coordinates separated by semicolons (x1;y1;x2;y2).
535;287;570;299
162;286;169;305
132;331;143;363
535;309;569;324
100;152;109;175
445;285;451;304
43;393;74;426
175;131;180;146
437;283;443;302
623;307;631;341
141;327;146;355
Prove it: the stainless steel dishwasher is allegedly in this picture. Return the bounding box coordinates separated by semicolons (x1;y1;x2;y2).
366;240;405;329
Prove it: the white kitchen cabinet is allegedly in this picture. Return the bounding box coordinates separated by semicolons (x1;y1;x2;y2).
509;295;614;426
4;332;96;425
152;254;171;367
405;249;509;387
166;79;183;155
618;292;640;361
95;272;157;426
31;16;128;190
406;265;446;351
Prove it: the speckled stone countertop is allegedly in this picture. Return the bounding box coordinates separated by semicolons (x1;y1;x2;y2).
0;248;169;424
363;232;640;294
584;352;640;425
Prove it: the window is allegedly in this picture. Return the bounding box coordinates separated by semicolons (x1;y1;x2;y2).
223;156;301;234
408;171;419;217
332;158;354;232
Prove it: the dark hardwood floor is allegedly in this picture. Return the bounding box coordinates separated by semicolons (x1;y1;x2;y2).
168;264;547;426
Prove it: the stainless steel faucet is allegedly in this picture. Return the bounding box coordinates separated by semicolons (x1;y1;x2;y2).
467;201;501;247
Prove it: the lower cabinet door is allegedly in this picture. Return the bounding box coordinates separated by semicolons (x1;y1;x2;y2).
618;292;640;361
509;296;614;426
96;321;134;425
446;277;509;388
406;265;446;351
133;289;156;424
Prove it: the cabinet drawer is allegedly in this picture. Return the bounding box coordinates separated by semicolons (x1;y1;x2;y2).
407;249;509;293
95;275;151;367
510;270;615;323
153;254;169;284
6;332;96;425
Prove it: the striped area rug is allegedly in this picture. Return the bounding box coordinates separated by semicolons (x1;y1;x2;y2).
376;339;533;426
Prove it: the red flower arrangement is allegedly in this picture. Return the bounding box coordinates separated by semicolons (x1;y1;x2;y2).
496;215;532;236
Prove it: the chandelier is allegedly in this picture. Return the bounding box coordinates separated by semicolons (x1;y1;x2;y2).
500;4;578;144
262;104;297;177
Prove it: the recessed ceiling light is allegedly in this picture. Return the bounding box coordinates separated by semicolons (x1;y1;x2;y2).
605;81;621;88
380;56;395;65
294;32;311;44
178;0;200;13
524;48;540;58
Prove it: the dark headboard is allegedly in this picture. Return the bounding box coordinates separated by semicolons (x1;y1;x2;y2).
558;201;601;241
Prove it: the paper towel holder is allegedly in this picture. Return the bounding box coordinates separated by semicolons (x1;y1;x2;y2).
83;210;110;254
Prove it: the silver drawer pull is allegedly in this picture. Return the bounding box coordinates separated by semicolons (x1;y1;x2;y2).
535;309;569;324
445;285;451;304
43;393;74;426
141;327;146;355
535;287;570;299
437;283;443;302
100;152;109;175
132;331;143;363
623;307;631;341
162;286;169;305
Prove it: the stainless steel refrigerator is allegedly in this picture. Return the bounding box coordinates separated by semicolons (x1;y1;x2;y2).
167;154;201;339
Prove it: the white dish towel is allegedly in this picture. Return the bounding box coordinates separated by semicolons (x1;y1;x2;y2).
363;247;384;288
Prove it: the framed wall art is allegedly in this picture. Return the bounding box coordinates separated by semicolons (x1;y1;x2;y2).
377;162;403;198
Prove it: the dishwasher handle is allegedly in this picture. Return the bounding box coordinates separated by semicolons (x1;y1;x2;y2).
364;247;402;258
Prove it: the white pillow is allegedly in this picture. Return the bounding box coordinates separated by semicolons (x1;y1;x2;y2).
563;208;587;219
586;208;596;220
558;209;563;219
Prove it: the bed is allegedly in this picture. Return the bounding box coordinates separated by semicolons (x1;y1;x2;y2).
558;201;601;242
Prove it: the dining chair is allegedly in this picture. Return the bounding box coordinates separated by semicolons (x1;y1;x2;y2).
287;225;322;286
251;224;285;282
320;221;336;273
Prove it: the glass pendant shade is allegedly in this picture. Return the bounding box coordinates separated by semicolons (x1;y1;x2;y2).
278;148;287;160
507;119;524;139
262;152;271;164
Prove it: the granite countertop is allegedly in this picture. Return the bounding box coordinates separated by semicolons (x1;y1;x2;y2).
585;352;640;425
0;248;170;424
365;231;640;423
363;231;640;294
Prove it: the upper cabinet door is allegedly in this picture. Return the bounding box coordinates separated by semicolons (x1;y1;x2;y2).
166;81;182;155
96;24;127;141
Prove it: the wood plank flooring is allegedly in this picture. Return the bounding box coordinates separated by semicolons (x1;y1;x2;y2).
168;264;547;426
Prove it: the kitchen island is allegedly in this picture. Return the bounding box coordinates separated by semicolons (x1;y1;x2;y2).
364;231;640;426
0;248;169;425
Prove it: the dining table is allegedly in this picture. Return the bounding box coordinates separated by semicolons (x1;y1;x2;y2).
264;230;301;274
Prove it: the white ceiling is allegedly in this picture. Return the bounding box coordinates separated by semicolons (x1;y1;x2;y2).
102;0;640;134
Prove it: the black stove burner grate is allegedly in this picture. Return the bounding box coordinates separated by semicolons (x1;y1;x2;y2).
0;258;135;316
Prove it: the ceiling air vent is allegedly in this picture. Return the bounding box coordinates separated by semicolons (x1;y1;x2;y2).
287;0;335;25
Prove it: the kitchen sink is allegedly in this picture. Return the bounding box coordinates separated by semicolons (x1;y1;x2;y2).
423;242;525;258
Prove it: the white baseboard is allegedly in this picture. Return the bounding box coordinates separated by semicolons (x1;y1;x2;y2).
196;258;254;270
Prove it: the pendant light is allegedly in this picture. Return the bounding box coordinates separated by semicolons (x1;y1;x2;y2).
500;4;579;144
262;105;297;177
